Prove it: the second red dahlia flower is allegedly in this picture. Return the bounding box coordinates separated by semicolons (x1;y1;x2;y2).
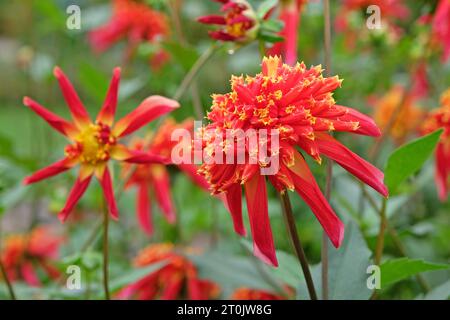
199;56;388;266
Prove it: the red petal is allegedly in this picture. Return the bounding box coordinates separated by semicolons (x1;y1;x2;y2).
112;95;179;138
23;158;77;185
58;175;92;222
97;67;121;126
21;262;41;287
288;151;344;248
315;133;388;197
222;184;246;236
244;174;278;266
177;163;210;191
197;15;227;25
111;144;170;164
435;143;448;201
336;105;382;137
152;166;176;223
23;97;78;138
98;168;119;220
137;183;153;235
161;276;183;300
53;67;91;127
208;30;237;41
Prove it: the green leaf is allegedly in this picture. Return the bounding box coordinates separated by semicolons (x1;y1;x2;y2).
384;129;443;195
78;63;109;103
257;0;278;20
260;19;284;33
297;220;373;300
380;258;450;288
258;32;285;44
109;262;167;292
163;42;199;71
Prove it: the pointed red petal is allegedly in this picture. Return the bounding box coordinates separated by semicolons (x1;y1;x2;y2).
222;184;246;236
177;163;210;191
23;158;77;185
23;97;78;138
53;67;91;127
111;144;170;164
21;262;41;287
244;174;278;266
315;133;388;197
58;174;92;222
137;183;153;235
336;105;382;137
160;276;183;300
435;143;448;201
113;95;179;138
288;151;344;248
197;15;227;25
98;168;119;220
97;67;121;126
152;166;176;223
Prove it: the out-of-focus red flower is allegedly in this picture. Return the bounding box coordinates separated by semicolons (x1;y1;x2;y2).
268;0;307;65
421;89;450;201
197;0;258;43
123;118;209;235
231;288;285;300
411;61;430;100
23;67;179;222
199;56;388;266
430;0;450;62
117;243;220;300
0;227;63;286
89;0;169;54
372;86;423;144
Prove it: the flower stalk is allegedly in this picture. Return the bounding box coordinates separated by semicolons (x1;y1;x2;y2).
0;258;16;300
102;200;111;300
279;191;317;300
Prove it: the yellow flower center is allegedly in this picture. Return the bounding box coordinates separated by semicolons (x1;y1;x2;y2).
65;123;116;165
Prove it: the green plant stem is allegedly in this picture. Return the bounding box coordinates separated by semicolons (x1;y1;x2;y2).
374;198;387;265
279;192;317;300
258;40;266;58
173;43;218;101
102;202;110;300
322;0;332;301
0;258;16;300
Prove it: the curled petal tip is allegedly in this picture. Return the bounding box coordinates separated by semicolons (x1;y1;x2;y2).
53;66;62;77
23;96;31;106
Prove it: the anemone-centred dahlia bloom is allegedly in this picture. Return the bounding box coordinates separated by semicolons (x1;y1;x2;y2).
89;0;169;53
23;67;179;222
268;0;306;66
373;86;423;144
199;56;388;266
123;118;209;235
117;243;220;300
197;0;258;43
231;288;285;300
421;88;450;201
0;227;63;286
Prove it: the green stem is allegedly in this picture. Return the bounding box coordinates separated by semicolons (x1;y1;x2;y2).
0;258;16;300
173;44;218;101
279;192;317;300
374;198;387;265
102;202;110;300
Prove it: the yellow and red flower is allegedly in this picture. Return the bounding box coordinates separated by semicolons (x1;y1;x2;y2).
372;86;423;144
123;118;209;235
199;56;388;266
231;288;285;300
421;89;450;201
23;67;179;222
89;0;169;55
117;243;220;300
197;0;258;43
268;0;307;65
0;227;63;286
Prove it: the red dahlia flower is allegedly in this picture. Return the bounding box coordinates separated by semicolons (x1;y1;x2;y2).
231;288;285;300
117;243;220;300
199;56;388;266
421;89;450;201
123;118;209;235
23;67;179;222
89;0;169;53
268;0;306;65
0;227;63;286
197;0;258;43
